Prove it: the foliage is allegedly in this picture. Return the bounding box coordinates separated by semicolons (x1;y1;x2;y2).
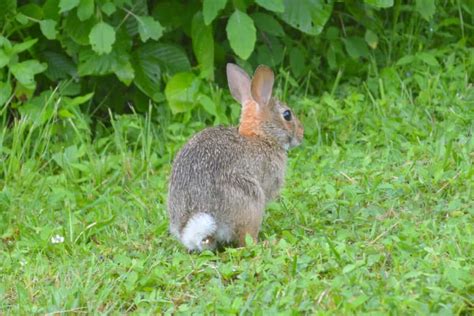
0;0;472;120
0;50;473;313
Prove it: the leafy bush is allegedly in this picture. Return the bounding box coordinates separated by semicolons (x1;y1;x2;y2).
0;0;472;120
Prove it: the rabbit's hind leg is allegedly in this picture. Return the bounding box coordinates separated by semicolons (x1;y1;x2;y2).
236;205;264;247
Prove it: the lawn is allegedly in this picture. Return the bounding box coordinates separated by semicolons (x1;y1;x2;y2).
0;48;473;314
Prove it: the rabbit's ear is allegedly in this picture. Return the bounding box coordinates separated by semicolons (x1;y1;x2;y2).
251;65;274;106
227;63;251;104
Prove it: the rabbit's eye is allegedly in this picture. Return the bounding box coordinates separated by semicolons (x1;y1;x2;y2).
283;110;292;121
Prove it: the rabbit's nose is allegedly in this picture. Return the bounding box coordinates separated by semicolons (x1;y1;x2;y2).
290;134;303;148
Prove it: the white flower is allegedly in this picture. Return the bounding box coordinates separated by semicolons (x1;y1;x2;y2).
51;234;65;244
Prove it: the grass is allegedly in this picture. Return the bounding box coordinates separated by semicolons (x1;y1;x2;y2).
1;48;473;314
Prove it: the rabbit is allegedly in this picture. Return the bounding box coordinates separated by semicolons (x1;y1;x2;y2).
167;63;304;251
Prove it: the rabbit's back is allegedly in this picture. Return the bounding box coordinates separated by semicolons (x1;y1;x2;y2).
168;126;286;243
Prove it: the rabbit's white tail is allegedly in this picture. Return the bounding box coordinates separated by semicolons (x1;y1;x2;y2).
181;212;216;251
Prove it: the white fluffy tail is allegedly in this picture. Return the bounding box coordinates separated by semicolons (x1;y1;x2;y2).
181;213;216;251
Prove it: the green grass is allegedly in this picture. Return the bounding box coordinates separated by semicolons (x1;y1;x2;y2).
1;48;473;314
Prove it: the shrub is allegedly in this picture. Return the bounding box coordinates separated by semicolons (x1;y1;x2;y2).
0;0;472;120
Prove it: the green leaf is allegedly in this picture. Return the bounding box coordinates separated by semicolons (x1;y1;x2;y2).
197;93;217;116
78;49;115;76
256;36;284;67
0;50;10;68
364;29;378;49
364;0;394;8
280;0;333;35
203;0;227;25
152;44;191;74
18;91;55;123
10;60;47;90
289;46;305;77
192;12;214;80
66;92;94;106
152;1;186;30
165;72;200;114
252;12;285;36
11;39;38;54
19;3;43;20
16;13;30;25
343;37;370;59
101;2;116;16
244;234;254;246
89;22;116;55
77;0;94;21
396;55;415;66
57;80;81;96
0;81;12;107
114;61;134;85
256;0;284;13
416;52;439;67
131;42;191;100
65;13;95;45
58;108;74;118
78;43;133;85
131;45;162;101
0;0;17;22
226;10;256;60
39;20;57;40
59;0;79;13
342;264;357;274
42;51;77;80
0;36;13;49
415;0;435;21
43;0;60;20
136;16;164;42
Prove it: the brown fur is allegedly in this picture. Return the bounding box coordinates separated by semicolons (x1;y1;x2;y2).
239;100;264;137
